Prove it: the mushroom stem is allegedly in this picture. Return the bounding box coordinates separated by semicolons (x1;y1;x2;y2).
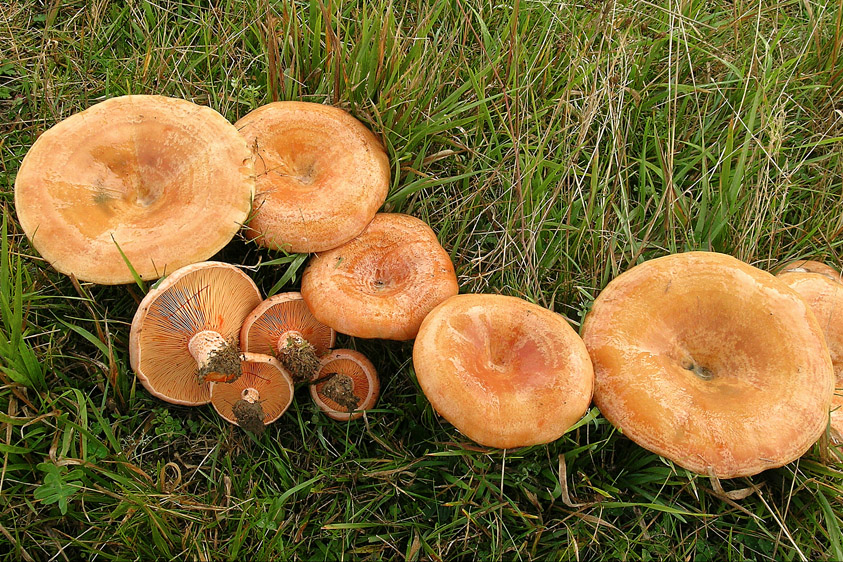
276;331;320;382
189;330;242;383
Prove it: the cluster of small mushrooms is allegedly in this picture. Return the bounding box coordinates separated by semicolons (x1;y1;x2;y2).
12;94;843;480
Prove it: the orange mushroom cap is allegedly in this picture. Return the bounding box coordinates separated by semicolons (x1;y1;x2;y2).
582;252;834;478
413;294;594;449
130;262;262;405
235;102;390;253
777;267;843;442
301;213;459;340
777;259;842;282
310;349;380;421
240;292;336;381
14;95;254;284
210;352;295;431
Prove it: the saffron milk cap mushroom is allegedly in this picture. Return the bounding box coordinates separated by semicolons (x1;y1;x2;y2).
777;263;843;442
412;294;594;449
301;213;459;341
130;262;262;405
14;95;254;284
778;259;843;282
240;292;336;382
310;349;380;421
582;252;834;478
210;352;295;434
235;102;390;253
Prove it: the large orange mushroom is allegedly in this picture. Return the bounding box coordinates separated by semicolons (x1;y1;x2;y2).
413;294;594;449
130;262;262;405
301;213;459;341
235;102;390;253
582;252;834;478
14;95;253;284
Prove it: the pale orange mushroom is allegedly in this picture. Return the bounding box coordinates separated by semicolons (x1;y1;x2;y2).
413;294;594;449
778;259;842;282
582;252;834;478
210;352;295;434
777;263;843;442
130;262;262;405
301;213;459;340
310;350;380;421
240;292;336;382
235;102;390;253
14;95;253;284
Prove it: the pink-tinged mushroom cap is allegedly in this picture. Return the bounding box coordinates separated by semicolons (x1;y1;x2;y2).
14;95;254;284
310;349;380;421
777;266;843;442
582;251;834;478
413;293;594;449
301;213;459;340
235;102;390;253
778;259;842;282
130;262;262;405
210;352;295;432
240;292;336;382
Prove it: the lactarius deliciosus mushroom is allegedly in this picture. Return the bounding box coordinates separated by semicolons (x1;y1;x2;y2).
240;292;335;382
235;101;390;253
777;261;843;442
14;95;253;284
130;262;262;405
301;213;459;340
413;294;594;449
310;349;380;421
210;352;295;434
582;251;834;478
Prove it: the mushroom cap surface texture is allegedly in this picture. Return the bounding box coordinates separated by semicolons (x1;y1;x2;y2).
130;262;262;405
582;251;834;478
777;269;843;441
240;292;335;355
413;293;594;449
14;95;254;284
301;213;459;340
310;349;380;421
210;353;295;427
235;102;390;253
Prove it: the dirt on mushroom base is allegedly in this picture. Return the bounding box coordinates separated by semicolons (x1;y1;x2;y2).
317;373;361;412
277;334;321;382
198;338;243;384
232;399;266;434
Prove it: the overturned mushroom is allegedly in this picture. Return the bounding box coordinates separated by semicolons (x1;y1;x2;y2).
240;292;335;382
130;262;262;405
210;352;295;434
310;350;380;421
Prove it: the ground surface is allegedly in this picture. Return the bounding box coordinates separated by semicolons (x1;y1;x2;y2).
2;0;843;560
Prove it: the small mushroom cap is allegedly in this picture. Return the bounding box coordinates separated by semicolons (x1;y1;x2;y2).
413;293;594;449
235;102;390;253
777;270;843;440
210;352;295;427
14;95;254;284
240;292;335;355
310;349;380;421
777;259;842;282
130;262;262;405
301;213;459;340
582;252;834;478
